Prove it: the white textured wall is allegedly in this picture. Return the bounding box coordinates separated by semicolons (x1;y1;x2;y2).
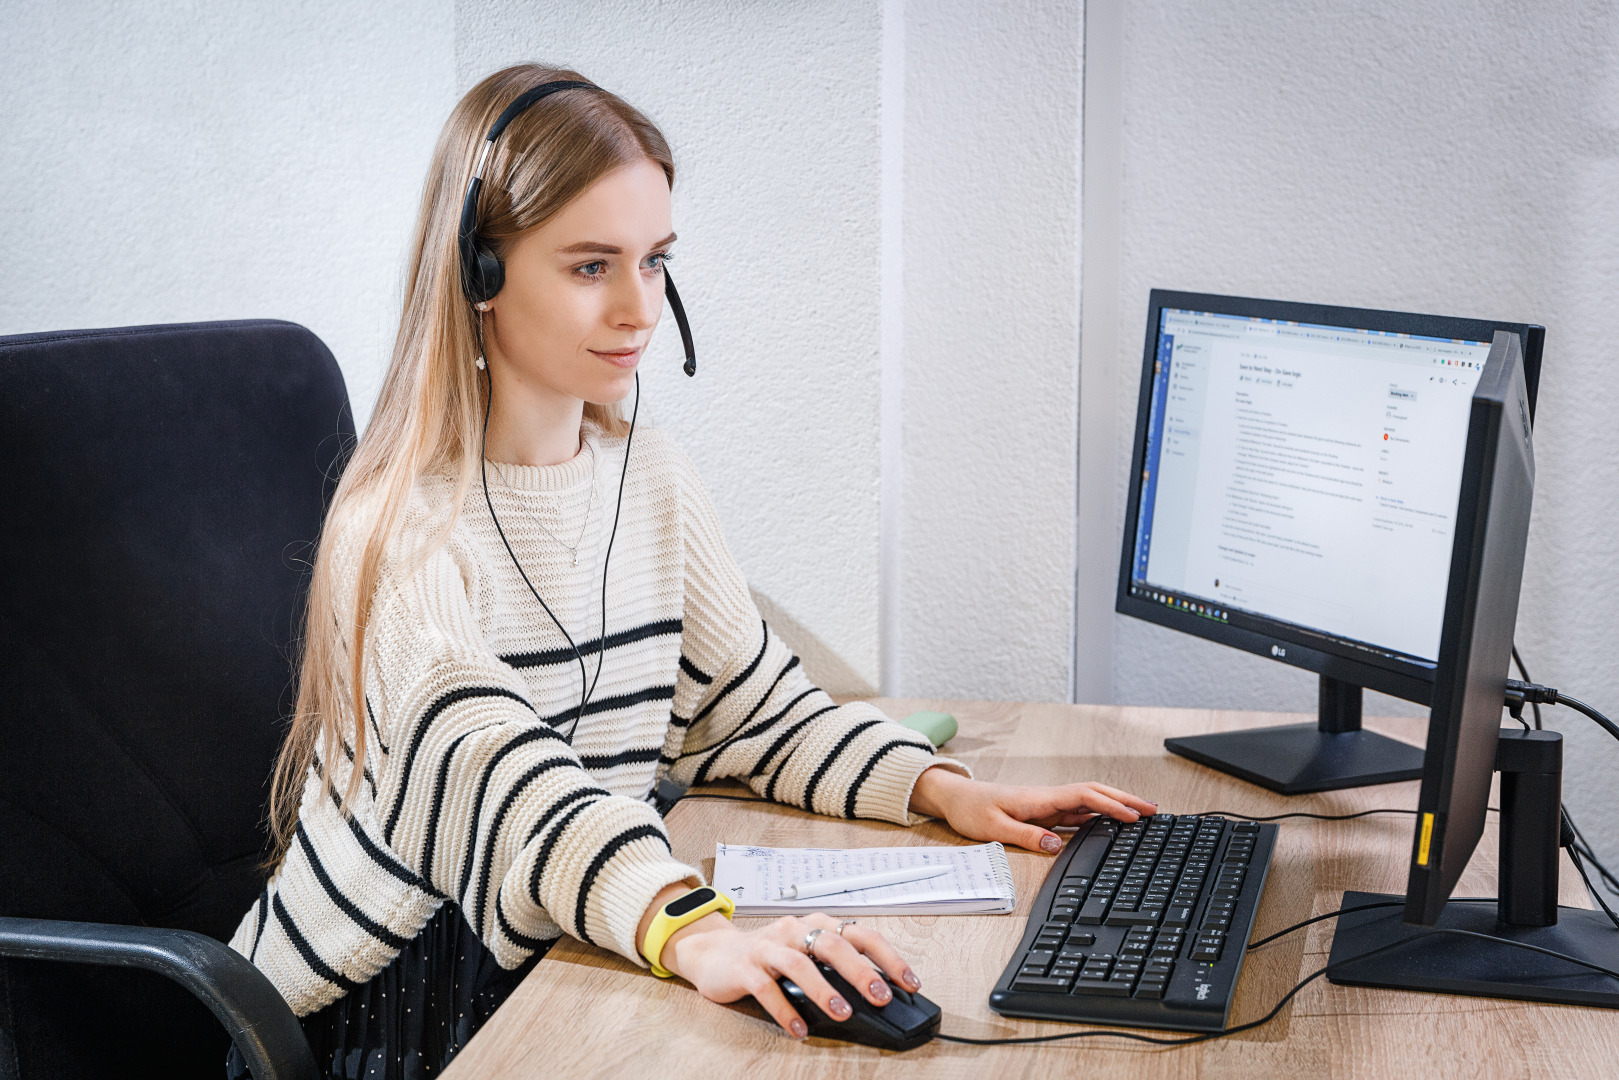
895;0;1083;701
455;0;887;694
1100;0;1619;863
0;0;455;429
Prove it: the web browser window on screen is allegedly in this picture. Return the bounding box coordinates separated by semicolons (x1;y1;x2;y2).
1131;309;1490;663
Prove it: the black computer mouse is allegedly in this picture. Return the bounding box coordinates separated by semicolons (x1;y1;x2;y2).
778;960;941;1051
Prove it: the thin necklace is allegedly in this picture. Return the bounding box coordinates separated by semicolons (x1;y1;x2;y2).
497;439;600;566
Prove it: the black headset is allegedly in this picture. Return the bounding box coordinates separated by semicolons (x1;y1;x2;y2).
463;79;697;739
457;79;696;376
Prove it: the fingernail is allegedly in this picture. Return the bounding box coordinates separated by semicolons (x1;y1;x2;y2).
1040;834;1061;853
828;995;851;1019
790;1019;808;1039
904;968;921;990
870;979;891;1002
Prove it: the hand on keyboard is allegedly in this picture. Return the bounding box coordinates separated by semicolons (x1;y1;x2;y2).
909;768;1159;853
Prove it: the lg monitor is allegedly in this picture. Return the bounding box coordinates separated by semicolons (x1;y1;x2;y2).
1116;290;1544;792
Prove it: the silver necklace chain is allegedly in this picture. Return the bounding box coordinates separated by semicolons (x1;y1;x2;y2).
496;439;600;566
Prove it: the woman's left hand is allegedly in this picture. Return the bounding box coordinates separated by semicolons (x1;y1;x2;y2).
908;767;1158;854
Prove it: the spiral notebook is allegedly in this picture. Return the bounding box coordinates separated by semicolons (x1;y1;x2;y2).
711;842;1016;916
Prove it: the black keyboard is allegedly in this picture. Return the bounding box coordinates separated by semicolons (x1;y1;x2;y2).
989;813;1276;1032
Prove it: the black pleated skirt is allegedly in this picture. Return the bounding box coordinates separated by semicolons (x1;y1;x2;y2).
226;903;550;1080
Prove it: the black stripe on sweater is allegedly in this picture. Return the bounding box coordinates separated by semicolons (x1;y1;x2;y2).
271;891;360;995
800;719;885;813
577;746;664;771
572;824;671;947
496;890;557;952
385;686;534;843
366;697;390;755
455;727;564;900
294;820;415;950
500;618;683;669
323;787;446;900
419;722;504;886
469;758;608;933
338;739;377;800
689;621;770;728
526;799;596;911
249;884;270;963
538;684;675;728
841;740;922;819
756;705;838;788
678;654;713;685
687;669;810;786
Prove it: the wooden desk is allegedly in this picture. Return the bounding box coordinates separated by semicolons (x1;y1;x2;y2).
442;700;1615;1079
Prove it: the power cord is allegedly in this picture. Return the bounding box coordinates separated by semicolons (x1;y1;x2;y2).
1504;649;1619;904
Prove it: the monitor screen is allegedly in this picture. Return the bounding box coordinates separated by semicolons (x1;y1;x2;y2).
1127;307;1492;667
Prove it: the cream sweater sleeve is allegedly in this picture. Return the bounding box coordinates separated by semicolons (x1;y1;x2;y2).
362;534;699;968
662;448;970;823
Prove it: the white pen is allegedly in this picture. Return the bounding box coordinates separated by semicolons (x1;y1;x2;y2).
777;864;951;901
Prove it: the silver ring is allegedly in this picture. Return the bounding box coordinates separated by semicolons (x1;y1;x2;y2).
836;921;857;936
803;927;827;957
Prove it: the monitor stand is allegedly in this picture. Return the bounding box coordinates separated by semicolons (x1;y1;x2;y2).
1163;675;1425;794
1328;730;1619;1009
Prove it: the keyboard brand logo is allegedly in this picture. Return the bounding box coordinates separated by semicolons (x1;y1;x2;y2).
1270;644;1286;658
1196;982;1211;1001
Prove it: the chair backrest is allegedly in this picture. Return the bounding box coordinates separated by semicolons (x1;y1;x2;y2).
0;320;352;1078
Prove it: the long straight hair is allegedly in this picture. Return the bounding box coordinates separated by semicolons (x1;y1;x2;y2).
266;64;674;865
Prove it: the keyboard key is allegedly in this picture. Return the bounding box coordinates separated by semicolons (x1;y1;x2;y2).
1190;944;1221;961
1013;975;1075;993
1066;932;1096;947
1233;821;1258;833
1162;906;1193;929
1106;909;1163;927
1057;885;1086;899
1135;982;1167;999
1025;950;1056;966
1077;897;1111;924
1202;915;1231;931
1019;964;1048;978
1073;979;1133;997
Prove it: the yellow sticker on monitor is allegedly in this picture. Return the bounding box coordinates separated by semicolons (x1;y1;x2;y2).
1417;812;1435;866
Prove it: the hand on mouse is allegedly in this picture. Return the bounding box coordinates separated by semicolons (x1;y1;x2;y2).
908;767;1158;854
642;904;918;1039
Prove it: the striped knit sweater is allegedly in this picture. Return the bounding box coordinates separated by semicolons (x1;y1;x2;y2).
229;423;967;1016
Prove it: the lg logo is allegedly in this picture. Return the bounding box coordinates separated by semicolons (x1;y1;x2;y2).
1270;644;1287;658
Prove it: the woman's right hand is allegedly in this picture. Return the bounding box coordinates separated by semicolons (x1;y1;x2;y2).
658;911;921;1039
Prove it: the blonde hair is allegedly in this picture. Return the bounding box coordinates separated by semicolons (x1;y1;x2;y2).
266;64;675;864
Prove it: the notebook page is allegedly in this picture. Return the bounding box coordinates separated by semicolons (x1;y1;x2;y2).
712;842;1015;916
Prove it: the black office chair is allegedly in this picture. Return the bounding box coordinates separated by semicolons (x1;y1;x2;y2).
0;320;353;1080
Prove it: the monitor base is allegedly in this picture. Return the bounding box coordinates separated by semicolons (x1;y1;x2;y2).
1164;724;1424;794
1327;891;1619;1009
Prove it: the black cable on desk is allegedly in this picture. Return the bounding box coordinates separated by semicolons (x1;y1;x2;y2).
936;927;1619;1048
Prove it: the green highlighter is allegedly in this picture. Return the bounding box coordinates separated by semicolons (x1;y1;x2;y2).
898;710;958;748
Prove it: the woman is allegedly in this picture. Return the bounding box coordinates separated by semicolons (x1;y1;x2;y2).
228;63;1155;1078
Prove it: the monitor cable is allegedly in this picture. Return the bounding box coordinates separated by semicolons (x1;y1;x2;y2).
935;923;1619;1048
1504;649;1619;906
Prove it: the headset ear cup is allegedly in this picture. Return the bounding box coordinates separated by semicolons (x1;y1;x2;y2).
472;242;504;304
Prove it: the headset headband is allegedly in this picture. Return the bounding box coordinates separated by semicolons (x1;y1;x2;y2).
458;79;696;376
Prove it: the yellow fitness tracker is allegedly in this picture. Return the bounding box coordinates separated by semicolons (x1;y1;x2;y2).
643;886;734;978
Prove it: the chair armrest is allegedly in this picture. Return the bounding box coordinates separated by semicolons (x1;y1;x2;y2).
0;916;317;1080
